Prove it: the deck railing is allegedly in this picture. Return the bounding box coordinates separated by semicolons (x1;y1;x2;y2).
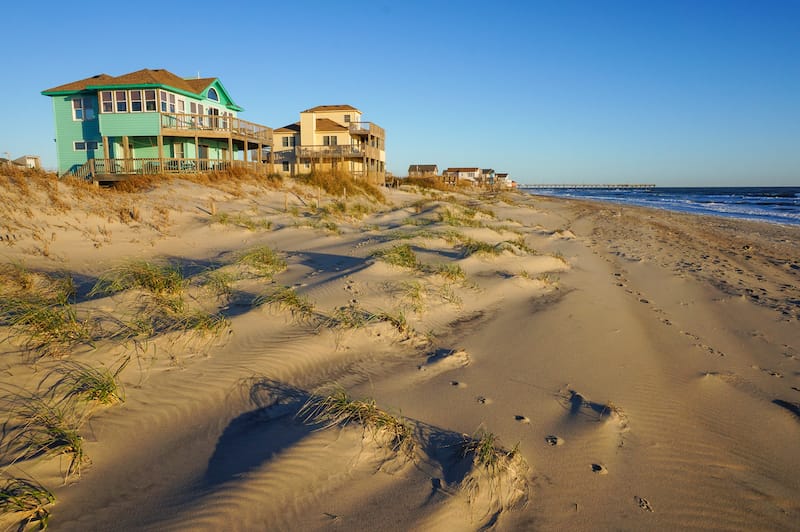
296;145;365;158
76;158;269;179
348;121;385;139
160;112;272;143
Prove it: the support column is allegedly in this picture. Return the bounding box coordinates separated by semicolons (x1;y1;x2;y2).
157;135;164;170
122;135;129;173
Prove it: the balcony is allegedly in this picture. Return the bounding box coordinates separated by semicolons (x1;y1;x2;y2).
296;145;365;159
160;112;272;144
348;121;385;139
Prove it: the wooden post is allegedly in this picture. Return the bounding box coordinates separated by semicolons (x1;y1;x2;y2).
317;187;321;209
284;191;288;212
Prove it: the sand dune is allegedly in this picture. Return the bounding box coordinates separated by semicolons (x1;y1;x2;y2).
0;174;798;531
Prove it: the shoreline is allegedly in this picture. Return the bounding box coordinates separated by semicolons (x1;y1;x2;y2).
523;186;800;228
1;176;798;530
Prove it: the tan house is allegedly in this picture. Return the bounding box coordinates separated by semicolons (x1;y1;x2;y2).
408;164;438;177
442;167;480;185
272;104;386;185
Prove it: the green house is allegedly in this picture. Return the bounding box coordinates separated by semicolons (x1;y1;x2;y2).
42;69;273;179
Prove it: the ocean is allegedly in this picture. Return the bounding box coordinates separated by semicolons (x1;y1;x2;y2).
522;186;800;226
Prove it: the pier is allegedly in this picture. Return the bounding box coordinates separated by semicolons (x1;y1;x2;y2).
519;183;656;189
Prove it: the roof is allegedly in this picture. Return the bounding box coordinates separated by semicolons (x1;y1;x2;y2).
315;118;348;132
408;164;438;172
480;168;495;173
42;69;242;110
302;104;360;113
444;167;480;173
275;122;301;133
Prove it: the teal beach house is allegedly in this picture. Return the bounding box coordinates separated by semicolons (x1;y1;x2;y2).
42;69;272;179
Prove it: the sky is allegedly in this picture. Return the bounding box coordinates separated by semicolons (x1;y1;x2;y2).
1;0;798;186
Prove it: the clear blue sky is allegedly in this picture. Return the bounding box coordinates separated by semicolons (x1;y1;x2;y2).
2;0;798;186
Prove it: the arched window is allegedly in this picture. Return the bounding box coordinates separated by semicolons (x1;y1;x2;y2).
207;88;219;101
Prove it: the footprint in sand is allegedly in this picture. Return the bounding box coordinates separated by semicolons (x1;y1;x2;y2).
476;396;493;405
450;380;467;388
591;463;608;475
514;415;530;424
545;435;564;446
635;496;654;512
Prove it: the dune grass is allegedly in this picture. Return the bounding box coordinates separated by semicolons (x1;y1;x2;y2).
295;170;385;203
1;393;88;479
0;296;95;358
299;389;416;458
236;246;287;278
47;358;129;406
0;477;55;531
253;286;316;323
211;212;272;231
90;261;186;298
371;244;419;269
430;262;466;282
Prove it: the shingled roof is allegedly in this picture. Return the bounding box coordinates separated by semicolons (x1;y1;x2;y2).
44;69;217;97
302;104;360;113
315;118;348;132
275;122;301;133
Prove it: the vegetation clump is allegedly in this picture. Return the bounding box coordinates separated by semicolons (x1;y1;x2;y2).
372;244;419;269
299;389;416;458
0;477;55;531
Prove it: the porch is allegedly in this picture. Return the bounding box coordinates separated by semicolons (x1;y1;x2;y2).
72;157;271;181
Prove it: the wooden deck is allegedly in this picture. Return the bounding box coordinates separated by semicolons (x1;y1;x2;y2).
72;158;270;181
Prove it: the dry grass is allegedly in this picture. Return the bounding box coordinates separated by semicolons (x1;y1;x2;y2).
296;170;385;202
299;389;416;458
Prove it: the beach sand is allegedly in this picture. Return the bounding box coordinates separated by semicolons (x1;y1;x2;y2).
0;174;798;531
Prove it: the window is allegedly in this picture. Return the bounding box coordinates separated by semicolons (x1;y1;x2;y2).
168;93;176;113
282;161;290;172
174;142;184;159
130;90;143;112
207;88;219;101
282;136;289;147
323;135;337;146
115;90;128;112
160;91;167;112
72;97;95;120
101;91;113;113
74;141;98;151
145;90;157;111
281;136;296;147
343;114;350;123
178;99;185;113
190;102;197;114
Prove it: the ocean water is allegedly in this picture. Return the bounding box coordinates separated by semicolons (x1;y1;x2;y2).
522;186;800;226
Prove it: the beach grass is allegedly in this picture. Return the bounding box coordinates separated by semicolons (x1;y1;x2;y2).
254;286;316;323
90;261;186;298
371;244;419;269
2;393;88;479
48;358;129;406
236;246;288;278
299;389;416;458
0;296;94;358
0;477;55;531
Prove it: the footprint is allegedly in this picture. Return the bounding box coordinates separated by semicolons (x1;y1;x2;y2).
450;380;467;388
635;496;654;512
545;435;564;446
591;463;608;475
514;415;530;424
476;395;493;405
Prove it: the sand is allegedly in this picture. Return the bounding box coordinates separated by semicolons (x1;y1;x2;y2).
0;174;798;531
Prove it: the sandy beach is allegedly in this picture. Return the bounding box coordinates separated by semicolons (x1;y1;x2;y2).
1;172;798;531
